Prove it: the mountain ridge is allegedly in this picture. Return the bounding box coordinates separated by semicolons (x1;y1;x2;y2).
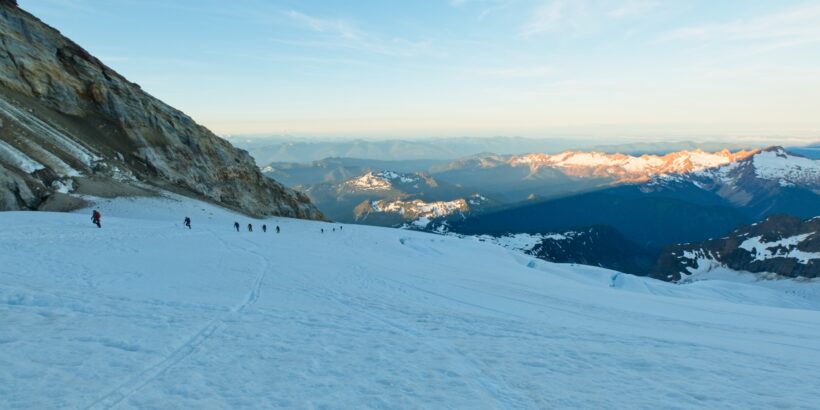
0;3;321;218
653;215;820;281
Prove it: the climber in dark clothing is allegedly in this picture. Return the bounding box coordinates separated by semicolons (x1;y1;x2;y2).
248;224;253;232
321;228;324;234
234;222;240;232
262;224;267;233
184;217;191;229
276;226;280;234
91;209;101;228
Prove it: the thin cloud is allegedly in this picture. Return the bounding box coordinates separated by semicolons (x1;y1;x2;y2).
283;10;434;57
519;0;655;38
519;0;567;37
284;10;361;40
662;3;820;44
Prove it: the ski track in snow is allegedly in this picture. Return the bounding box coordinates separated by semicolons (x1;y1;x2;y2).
2;194;820;408
86;228;271;409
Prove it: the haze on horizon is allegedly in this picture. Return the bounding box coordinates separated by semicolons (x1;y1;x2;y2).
22;0;820;143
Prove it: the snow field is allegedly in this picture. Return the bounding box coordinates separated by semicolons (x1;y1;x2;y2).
1;194;820;408
753;148;820;186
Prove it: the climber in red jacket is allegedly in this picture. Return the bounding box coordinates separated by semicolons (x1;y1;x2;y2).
91;209;101;228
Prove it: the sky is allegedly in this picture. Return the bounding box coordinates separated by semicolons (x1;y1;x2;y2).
20;0;820;143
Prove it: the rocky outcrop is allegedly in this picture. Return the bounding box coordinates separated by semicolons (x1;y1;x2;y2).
478;226;657;276
652;215;820;281
526;226;657;275
0;4;322;218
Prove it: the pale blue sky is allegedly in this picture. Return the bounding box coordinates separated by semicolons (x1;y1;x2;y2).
20;0;820;142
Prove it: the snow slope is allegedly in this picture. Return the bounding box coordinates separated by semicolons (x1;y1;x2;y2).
740;234;820;264
474;232;578;253
2;194;820;409
751;148;820;187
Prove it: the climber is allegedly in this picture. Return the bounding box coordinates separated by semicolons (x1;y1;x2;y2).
91;209;101;228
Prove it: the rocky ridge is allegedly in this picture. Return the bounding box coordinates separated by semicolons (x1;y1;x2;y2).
504;149;757;182
0;3;321;218
643;146;820;219
361;197;472;226
474;226;657;275
652;215;820;281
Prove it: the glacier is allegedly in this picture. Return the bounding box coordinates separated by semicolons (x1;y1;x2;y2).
2;194;820;408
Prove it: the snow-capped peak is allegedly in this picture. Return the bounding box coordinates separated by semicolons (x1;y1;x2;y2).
508;149;756;182
750;147;820;187
739;233;819;264
376;170;418;184
345;171;393;190
678;146;820;189
369;197;469;227
344;170;420;191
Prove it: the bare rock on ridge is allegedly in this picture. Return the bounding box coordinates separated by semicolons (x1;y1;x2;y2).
0;4;322;219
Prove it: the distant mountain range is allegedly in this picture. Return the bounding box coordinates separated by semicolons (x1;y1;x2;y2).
451;147;818;279
265;147;769;209
262;146;818;280
298;170;498;224
261;158;449;187
451;147;818;239
788;143;820;159
267;147;817;230
233;135;760;164
501;149;757;183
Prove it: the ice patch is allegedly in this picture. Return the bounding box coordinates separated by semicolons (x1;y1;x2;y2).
51;179;75;194
0;98;100;167
0;139;44;173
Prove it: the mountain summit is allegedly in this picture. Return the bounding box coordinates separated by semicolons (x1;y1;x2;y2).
485;148;758;182
0;3;321;218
